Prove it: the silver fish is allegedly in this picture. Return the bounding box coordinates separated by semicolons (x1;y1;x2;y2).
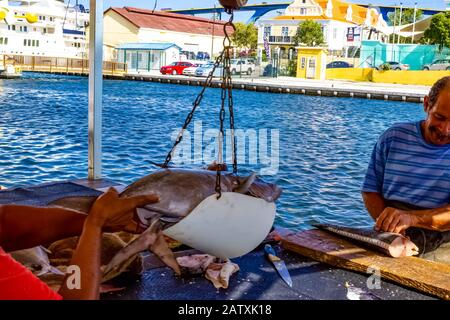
314;224;419;258
50;168;281;277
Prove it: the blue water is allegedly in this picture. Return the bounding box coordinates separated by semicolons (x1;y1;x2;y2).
0;72;425;230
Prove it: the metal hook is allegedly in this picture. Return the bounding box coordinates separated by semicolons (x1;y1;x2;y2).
222;12;235;50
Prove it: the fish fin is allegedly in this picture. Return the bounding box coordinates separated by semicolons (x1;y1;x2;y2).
103;218;161;276
149;231;181;275
233;172;257;194
36;265;64;277
246;178;282;202
48;265;65;276
35;268;48;277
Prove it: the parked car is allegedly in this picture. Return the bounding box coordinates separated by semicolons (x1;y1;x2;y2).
422;59;450;71
326;61;353;68
376;61;409;70
195;63;223;77
230;59;256;75
182;63;205;76
196;51;211;61
160;61;194;75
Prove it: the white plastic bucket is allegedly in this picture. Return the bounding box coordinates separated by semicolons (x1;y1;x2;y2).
163;192;276;259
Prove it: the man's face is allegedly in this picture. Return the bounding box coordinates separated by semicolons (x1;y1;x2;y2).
423;87;450;145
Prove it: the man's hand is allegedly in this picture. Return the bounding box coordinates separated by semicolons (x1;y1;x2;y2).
87;187;159;233
375;207;419;234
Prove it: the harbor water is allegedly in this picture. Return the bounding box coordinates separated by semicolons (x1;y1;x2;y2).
0;73;425;230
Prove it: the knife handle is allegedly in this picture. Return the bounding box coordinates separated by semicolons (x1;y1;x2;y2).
265;244;281;262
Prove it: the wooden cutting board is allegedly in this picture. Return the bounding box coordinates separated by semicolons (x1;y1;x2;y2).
281;229;450;300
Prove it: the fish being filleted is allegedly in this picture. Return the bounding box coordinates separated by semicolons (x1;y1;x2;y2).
314;224;419;258
49;168;281;278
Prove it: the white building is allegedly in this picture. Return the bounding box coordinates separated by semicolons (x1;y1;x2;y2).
102;7;232;62
256;0;388;60
116;42;182;73
0;0;88;58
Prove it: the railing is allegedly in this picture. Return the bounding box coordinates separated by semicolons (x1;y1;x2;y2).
1;54;127;76
268;36;293;44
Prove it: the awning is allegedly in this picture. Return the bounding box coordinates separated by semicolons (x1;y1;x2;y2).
116;43;182;51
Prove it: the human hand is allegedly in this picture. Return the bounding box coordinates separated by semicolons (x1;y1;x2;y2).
375;207;418;234
87;187;159;233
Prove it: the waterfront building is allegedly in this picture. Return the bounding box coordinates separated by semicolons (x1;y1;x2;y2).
115;42;182;74
256;0;388;61
102;7;231;67
0;0;88;58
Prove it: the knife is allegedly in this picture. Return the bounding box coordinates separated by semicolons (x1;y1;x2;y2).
264;244;293;287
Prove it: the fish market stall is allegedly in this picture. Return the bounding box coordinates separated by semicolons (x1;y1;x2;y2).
1;0;449;301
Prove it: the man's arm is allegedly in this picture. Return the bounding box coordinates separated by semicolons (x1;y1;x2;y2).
57;215;103;300
362;191;386;220
58;188;158;300
0;205;87;251
363;192;450;233
375;205;450;234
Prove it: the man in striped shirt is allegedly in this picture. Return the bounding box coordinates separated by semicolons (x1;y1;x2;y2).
362;76;450;241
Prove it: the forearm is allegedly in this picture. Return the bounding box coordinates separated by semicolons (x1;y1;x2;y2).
0;205;87;251
362;192;386;220
58;217;102;300
411;207;450;231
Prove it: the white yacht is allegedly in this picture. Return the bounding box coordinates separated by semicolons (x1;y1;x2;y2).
0;0;88;58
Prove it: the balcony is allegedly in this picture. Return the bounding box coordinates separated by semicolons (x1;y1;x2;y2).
268;36;293;44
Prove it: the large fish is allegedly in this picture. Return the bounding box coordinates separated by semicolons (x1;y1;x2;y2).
314;224;419;258
50;168;281;277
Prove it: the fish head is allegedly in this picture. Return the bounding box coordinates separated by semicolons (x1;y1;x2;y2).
389;235;420;257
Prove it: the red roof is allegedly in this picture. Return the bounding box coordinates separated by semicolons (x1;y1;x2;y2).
108;7;232;37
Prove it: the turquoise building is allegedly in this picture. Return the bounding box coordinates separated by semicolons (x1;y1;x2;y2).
360;40;450;70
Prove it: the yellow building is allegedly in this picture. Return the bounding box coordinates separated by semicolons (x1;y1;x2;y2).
257;0;388;61
296;47;327;79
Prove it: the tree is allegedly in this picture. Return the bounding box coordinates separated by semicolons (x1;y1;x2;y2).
231;22;258;50
423;12;450;51
388;8;423;26
292;20;324;47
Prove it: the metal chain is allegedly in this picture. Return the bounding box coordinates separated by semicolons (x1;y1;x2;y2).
160;13;238;199
162;51;225;168
215;13;237;198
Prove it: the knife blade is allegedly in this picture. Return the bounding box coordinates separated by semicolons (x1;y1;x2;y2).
264;244;293;287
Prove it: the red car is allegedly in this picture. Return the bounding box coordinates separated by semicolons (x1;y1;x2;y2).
160;61;194;75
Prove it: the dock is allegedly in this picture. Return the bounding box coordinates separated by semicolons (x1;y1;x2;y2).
7;57;430;103
120;74;428;103
2;54;128;77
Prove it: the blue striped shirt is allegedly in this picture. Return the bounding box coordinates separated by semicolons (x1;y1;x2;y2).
362;121;450;209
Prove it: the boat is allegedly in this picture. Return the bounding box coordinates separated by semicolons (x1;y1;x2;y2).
0;63;21;78
0;0;89;59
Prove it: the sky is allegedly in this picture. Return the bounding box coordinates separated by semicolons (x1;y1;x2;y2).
76;0;447;22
